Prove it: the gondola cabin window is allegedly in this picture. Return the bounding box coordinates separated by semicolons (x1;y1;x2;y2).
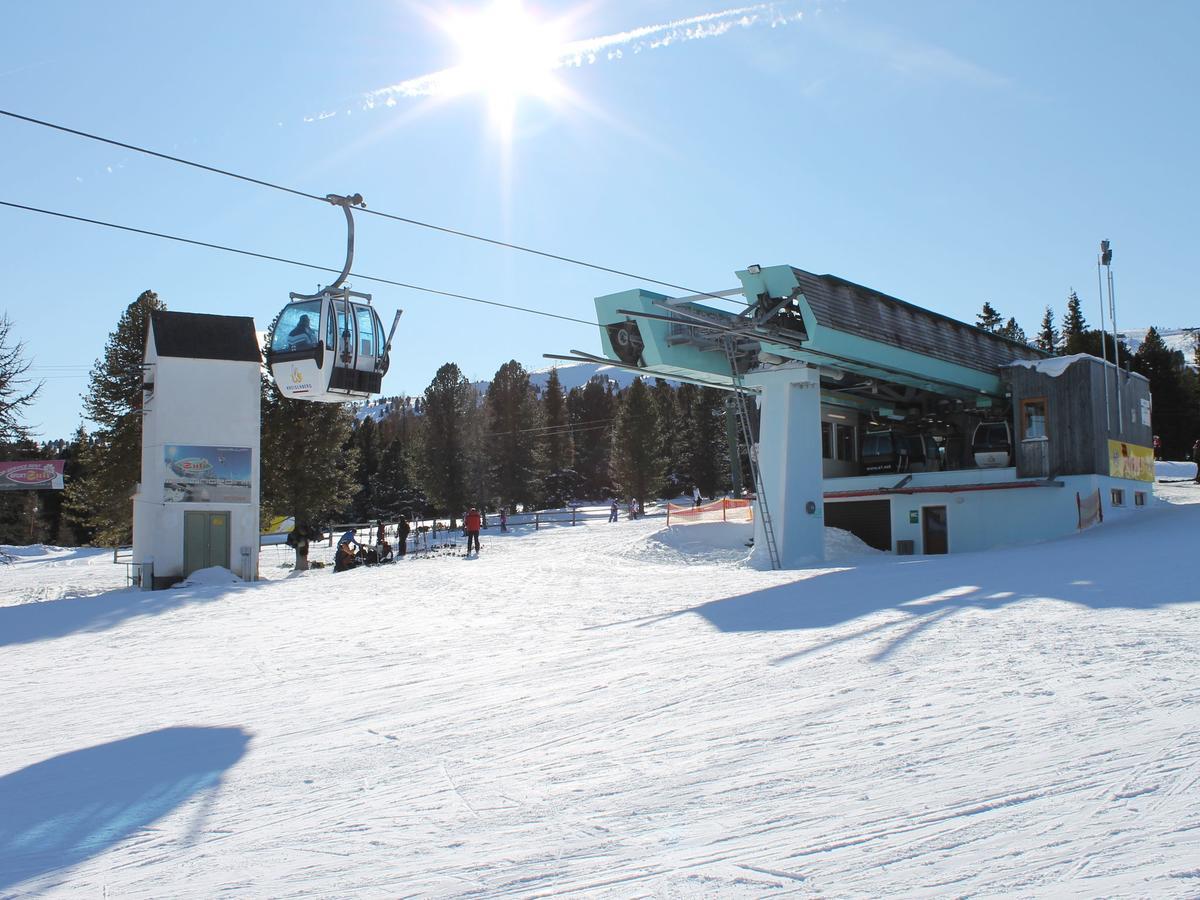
821;422;832;459
836;423;856;461
271;300;321;353
1021;397;1048;440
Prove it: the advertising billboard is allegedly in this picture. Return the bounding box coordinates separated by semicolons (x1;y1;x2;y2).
0;460;65;491
1107;440;1154;483
164;445;252;503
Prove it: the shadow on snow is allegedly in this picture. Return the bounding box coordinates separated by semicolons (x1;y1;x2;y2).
650;502;1200;663
0;583;262;649
0;726;250;891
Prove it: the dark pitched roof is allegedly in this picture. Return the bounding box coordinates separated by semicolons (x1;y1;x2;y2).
791;269;1047;375
150;311;261;363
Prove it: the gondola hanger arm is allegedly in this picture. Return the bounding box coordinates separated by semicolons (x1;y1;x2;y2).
317;192;366;296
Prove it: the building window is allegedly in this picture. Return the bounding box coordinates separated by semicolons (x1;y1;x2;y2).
1021;398;1048;440
821;422;832;459
1134;491;1146;507
1111;488;1125;506
836;423;856;461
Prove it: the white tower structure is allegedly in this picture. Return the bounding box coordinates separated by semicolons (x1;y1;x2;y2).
132;311;262;588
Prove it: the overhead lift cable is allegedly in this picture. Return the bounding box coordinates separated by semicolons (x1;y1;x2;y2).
0;108;744;306
0;200;598;328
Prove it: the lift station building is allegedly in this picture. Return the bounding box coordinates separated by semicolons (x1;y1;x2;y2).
558;264;1153;567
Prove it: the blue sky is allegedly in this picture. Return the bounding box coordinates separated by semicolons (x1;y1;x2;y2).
4;0;1198;439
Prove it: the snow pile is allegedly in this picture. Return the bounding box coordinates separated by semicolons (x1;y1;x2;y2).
824;524;885;560
2;484;1199;896
1006;353;1097;377
176;566;243;588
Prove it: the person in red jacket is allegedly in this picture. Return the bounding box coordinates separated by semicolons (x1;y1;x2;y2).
464;507;482;555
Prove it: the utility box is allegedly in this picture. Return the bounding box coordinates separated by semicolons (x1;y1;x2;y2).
132;311;261;589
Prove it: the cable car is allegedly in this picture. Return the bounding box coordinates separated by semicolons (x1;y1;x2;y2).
264;193;402;403
971;420;1013;468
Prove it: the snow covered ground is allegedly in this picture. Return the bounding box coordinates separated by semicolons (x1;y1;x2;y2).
3;486;1200;897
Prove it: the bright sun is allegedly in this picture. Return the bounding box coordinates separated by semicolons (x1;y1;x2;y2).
443;0;565;131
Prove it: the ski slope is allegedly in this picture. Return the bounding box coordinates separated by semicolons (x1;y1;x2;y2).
2;485;1199;897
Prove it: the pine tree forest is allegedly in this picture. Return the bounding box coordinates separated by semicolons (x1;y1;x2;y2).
6;285;1200;545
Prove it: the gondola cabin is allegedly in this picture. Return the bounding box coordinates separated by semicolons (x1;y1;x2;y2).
266;291;395;403
971;420;1013;468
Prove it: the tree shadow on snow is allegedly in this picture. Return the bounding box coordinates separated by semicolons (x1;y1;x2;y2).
0;582;262;649
0;726;250;891
652;502;1200;663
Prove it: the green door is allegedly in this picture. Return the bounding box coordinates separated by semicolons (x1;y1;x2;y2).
184;511;232;576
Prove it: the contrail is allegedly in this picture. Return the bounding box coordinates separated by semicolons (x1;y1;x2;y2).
363;3;801;107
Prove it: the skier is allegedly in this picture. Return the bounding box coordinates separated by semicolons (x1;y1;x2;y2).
1153;435;1162;461
464;507;483;556
693;486;702;508
500;507;508;532
608;499;619;523
397;515;411;557
1193;438;1200;484
376;519;386;546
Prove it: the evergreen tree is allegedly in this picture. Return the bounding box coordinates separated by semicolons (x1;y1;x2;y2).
416;362;473;521
539;368;580;506
64;290;165;545
1035;306;1058;353
462;384;490;516
0;437;46;544
569;377;615;497
976;302;1003;333
610;377;663;508
1072;329;1132;366
1131;327;1197;459
486;360;540;510
260;374;360;570
348;415;382;519
686;387;731;496
1062;290;1088;353
0;313;40;443
651;379;686;495
998;317;1028;344
370;430;424;518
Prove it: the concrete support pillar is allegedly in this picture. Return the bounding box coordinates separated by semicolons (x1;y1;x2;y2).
745;363;824;567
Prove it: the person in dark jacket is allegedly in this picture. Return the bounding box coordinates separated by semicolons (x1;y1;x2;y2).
464;507;482;555
398;515;411;556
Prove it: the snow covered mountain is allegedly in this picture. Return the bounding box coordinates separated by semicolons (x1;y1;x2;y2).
1121;326;1198;366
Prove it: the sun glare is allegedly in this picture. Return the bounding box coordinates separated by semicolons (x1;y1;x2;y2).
444;0;565;133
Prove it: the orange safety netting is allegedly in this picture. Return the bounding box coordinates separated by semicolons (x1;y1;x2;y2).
666;498;754;524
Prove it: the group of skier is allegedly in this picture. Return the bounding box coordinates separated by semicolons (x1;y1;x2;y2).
334;516;413;572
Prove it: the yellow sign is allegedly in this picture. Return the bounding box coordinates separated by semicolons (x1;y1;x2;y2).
1107;440;1154;482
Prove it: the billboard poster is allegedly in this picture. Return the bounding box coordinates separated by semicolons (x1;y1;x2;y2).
0;460;65;491
1107;440;1154;483
164;445;252;503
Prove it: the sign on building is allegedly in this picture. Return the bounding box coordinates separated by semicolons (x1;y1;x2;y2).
1107;440;1154;482
163;445;252;503
0;460;65;491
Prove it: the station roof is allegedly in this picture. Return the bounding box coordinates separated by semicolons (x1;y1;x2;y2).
150;311;261;363
791;269;1046;376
